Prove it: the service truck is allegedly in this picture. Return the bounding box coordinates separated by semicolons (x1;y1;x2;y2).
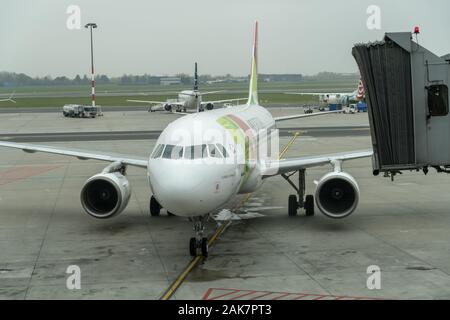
63;105;98;118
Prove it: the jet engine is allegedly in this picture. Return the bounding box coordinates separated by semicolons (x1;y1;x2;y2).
315;171;359;219
164;104;172;112
205;103;214;110
81;171;131;219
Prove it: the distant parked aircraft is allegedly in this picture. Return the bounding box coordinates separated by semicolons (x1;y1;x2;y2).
0;92;16;103
128;63;245;113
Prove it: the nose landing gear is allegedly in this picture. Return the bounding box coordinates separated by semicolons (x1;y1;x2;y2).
189;216;209;257
283;169;315;217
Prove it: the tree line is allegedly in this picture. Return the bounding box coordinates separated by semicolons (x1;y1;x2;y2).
0;71;359;87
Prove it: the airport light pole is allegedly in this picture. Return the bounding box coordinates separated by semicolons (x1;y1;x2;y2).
85;23;101;114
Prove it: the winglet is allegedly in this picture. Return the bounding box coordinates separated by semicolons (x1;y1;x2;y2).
247;21;259;106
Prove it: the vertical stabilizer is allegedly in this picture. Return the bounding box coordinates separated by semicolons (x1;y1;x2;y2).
247;21;259;106
194;62;199;91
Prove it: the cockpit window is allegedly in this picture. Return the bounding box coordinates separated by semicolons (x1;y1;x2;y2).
216;143;229;158
208;144;222;158
172;145;184;159
151;144;165;159
184;144;207;159
161;144;184;159
162;145;174;159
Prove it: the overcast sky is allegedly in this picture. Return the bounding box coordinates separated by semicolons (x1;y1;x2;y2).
1;0;449;77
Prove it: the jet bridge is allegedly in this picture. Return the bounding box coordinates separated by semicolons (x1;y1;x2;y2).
352;32;450;178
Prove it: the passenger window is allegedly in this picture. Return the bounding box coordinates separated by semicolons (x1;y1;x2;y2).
428;85;449;116
151;144;165;159
216;144;229;158
208;144;222;158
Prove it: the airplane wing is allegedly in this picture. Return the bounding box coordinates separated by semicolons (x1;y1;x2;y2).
200;91;224;96
262;149;373;177
127;99;166;105
274;110;340;122
201;98;247;105
284;92;352;96
164;110;192;115
0;92;16;103
0;141;148;168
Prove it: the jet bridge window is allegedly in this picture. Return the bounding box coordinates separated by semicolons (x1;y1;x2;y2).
151;144;165;159
428;85;449;116
184;144;208;159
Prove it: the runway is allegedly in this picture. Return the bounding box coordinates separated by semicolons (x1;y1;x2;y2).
0;126;370;143
0;104;307;114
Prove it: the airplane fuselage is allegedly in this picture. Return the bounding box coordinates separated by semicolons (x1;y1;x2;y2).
147;103;276;217
177;90;201;111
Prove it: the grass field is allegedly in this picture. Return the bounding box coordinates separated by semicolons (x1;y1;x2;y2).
0;80;357;108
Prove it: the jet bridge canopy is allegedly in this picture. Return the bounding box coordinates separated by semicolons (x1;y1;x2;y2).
353;32;450;176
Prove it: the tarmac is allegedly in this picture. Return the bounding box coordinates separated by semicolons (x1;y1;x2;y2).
0;107;449;300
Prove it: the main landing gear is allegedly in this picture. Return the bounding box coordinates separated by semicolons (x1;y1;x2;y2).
189;216;208;258
149;196;174;217
282;169;315;217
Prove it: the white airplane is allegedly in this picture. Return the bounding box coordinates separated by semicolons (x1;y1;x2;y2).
0;22;372;257
0;92;16;103
286;79;366;106
127;63;245;113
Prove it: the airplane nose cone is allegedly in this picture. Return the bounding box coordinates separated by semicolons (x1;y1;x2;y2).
148;160;237;216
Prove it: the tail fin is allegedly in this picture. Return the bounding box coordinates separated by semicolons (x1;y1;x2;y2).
247;21;259;106
194;62;199;91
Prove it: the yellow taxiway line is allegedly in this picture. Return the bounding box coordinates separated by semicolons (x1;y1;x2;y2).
160;132;301;300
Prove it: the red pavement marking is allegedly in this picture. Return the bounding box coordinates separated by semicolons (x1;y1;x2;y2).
207;289;242;301
272;293;291;300
230;291;258;300
0;165;61;186
249;292;274;300
202;288;215;300
203;288;384;301
293;294;309;300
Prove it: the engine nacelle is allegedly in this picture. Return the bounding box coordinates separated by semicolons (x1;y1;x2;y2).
205;103;214;110
315;171;359;219
81;172;131;219
164;104;172;112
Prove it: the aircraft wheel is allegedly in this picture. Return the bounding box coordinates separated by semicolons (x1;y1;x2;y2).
288;195;298;217
305;195;315;217
150;196;161;217
201;238;209;258
189;237;197;257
